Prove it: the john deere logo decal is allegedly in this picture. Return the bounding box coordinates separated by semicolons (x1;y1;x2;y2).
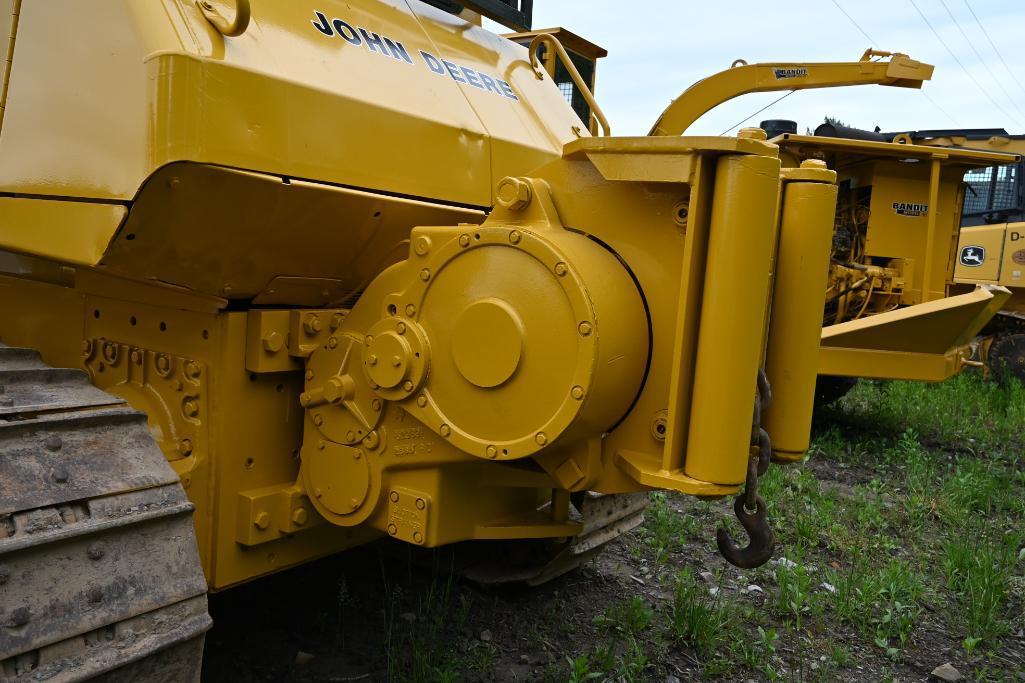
959;245;986;267
892;202;928;217
773;67;808;80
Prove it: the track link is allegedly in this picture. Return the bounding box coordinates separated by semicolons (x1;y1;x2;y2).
0;345;210;682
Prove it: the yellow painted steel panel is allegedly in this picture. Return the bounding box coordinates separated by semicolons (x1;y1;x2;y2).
0;0;579;210
954;224;1006;282
999;222;1025;289
0;0;150;200
0;198;125;266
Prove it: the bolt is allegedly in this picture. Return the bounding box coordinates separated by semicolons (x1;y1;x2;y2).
328;336;338;349
402;380;414;392
415;498;426;510
305;369;315;381
318;440;326;450
313;414;323;426
185;361;201;379
262;331;284;353
371;398;382;411
535;432;548;446
440;424;451;437
391;355;402;367
413;531;424;545
486;445;497;459
571;385;585;400
183;400;200;418
314;487;323;498
6;607;30;628
52;467;70;484
737;127;768;141
81;339;92;356
554;262;568;277
88;587;104;604
578;321;593;336
300;392;311;407
387;524;398;536
458;234;471;248
178;439;193;456
131;350;142;365
390;491;400;503
800;158;828;170
367;354;378;366
363;431;380;450
44;435;62;452
86;543;105;561
353;449;362;460
496;177;532;211
350;498;359;510
509;230;522;244
413;236;432;256
103;342;117;363
405;304;416;317
330;313;345;331
416;395;428;408
396;322;407;334
254;512;271;530
419;269;431;282
303;313;322;335
345;430;355;442
292;508;308;526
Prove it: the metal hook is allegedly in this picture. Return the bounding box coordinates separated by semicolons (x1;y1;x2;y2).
716;493;775;569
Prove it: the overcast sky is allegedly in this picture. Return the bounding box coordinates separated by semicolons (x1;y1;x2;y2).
509;0;1025;137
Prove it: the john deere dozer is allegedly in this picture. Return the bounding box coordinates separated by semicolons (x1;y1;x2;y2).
0;1;852;678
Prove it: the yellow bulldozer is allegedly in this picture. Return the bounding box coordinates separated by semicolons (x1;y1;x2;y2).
0;1;860;677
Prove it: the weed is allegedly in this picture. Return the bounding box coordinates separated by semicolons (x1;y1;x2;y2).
642;492;699;565
943;536;1014;644
828;557;922;648
666;568;734;655
594;596;653;637
565;654;601;682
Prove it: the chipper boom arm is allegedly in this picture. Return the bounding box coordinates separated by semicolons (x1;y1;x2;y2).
649;50;934;136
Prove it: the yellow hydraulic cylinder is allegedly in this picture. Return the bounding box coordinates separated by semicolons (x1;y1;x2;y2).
685;139;781;485
762;161;839;461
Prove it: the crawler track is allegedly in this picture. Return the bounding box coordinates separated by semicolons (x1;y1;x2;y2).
0;345;209;682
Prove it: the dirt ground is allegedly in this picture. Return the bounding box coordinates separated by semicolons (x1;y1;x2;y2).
202;376;1025;682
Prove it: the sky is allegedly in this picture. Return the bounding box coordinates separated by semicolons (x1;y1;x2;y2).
498;0;1025;137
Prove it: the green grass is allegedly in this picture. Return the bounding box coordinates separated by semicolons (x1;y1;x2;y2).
379;373;1024;681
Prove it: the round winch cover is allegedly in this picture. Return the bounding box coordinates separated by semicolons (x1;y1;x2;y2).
379;226;647;460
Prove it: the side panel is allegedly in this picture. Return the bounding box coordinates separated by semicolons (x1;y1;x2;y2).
0;0;577;208
0;0;153;200
953;224;1006;283
863;162;964;303
999;222;1025;288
